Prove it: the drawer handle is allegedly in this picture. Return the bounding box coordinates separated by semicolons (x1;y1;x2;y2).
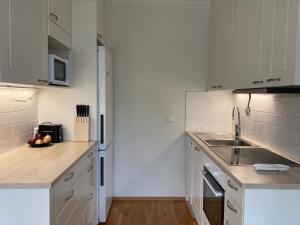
88;151;95;158
226;200;238;214
49;12;58;21
211;85;223;89
194;146;200;152
87;192;94;201
37;79;48;83
227;179;238;191
252;80;264;84
64;172;74;182
65;190;74;202
88;165;93;172
267;78;281;83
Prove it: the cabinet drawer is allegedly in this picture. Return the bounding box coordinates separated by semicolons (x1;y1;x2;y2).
203;153;226;188
225;175;243;208
51;148;96;219
55;186;80;225
224;212;235;225
225;193;242;225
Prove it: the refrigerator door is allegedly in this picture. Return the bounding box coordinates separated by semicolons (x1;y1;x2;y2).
98;46;113;150
98;143;114;223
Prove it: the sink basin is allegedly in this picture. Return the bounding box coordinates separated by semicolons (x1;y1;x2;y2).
204;139;252;147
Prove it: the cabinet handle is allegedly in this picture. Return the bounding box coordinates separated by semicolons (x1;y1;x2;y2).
64;171;74;182
227;179;238;191
267;78;281;83
49;12;58;21
87;151;96;158
88;165;93;172
65;190;74;202
194;146;200;152
226;200;238;213
37;79;48;83
87;192;94;201
252;80;264;84
211;85;223;89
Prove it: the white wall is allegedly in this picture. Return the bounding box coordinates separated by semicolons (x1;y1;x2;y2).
0;87;37;154
38;1;98;141
235;94;300;162
107;1;211;196
186;91;233;133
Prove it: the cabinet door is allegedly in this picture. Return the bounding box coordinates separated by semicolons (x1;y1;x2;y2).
267;0;296;87
233;0;265;89
49;0;72;35
191;144;203;224
97;0;106;45
0;0;9;82
208;0;236;90
185;137;193;203
0;0;48;86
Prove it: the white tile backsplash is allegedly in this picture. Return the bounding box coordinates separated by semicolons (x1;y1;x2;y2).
235;94;300;162
186;91;300;162
0;87;38;155
186;91;233;133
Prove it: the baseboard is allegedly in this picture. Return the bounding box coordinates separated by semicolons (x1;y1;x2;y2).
113;196;185;201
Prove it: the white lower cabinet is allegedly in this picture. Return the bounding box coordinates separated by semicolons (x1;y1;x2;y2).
186;135;300;225
191;145;203;224
186;136;203;225
51;148;97;225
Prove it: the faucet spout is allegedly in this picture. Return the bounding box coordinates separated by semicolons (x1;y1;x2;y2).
232;106;241;141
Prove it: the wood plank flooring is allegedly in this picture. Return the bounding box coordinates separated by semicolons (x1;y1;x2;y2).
101;200;197;225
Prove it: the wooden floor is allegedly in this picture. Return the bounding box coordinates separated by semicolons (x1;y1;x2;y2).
101;200;197;225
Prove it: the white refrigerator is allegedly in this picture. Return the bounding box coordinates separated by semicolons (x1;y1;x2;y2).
97;46;114;223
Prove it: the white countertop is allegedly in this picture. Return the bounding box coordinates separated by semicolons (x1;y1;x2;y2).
187;131;300;189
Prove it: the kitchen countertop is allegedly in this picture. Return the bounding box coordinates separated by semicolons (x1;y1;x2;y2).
0;141;96;188
186;131;300;189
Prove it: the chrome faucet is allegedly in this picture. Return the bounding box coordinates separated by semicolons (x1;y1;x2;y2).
232;106;241;141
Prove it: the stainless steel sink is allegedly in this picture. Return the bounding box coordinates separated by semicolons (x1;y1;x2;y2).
204;139;253;147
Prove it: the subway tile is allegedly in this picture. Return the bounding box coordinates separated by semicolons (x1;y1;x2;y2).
0;88;37;155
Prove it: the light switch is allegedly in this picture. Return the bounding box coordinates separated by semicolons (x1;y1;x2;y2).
167;114;175;123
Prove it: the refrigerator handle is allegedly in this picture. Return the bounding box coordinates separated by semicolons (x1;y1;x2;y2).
100;157;104;186
100;114;104;144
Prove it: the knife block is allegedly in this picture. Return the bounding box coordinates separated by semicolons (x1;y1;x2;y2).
74;117;90;141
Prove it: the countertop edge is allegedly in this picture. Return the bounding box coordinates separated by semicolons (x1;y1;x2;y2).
0;141;97;189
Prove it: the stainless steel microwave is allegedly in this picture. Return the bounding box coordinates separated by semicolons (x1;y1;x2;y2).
48;54;70;86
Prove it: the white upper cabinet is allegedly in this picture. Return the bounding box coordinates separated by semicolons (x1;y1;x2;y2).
209;0;300;89
208;0;236;90
97;0;107;46
0;0;48;86
48;0;72;48
232;0;265;89
49;0;72;35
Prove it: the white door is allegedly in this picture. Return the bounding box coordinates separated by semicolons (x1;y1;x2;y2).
267;0;296;87
191;144;202;224
209;0;236;90
98;47;113;150
233;0;265;89
99;143;113;223
0;0;48;86
185;137;193;204
49;0;72;35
